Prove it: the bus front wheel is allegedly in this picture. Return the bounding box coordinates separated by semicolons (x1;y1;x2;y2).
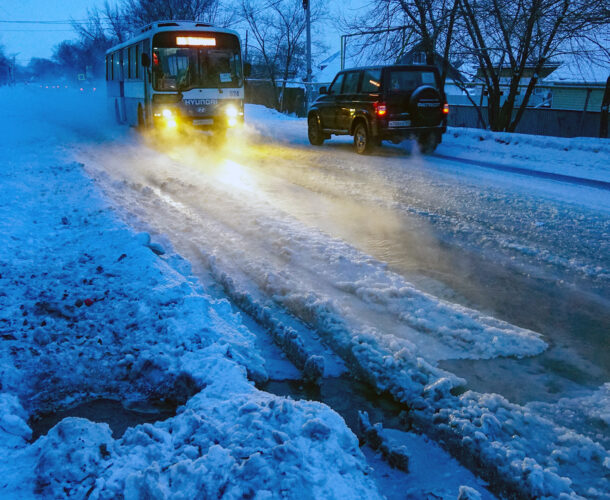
137;105;145;130
114;99;122;125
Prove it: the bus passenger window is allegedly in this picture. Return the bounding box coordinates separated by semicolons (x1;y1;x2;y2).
122;49;128;80
115;54;121;80
130;46;137;79
135;45;140;79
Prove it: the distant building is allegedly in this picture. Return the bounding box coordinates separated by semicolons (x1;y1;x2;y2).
396;44;463;83
538;57;608;111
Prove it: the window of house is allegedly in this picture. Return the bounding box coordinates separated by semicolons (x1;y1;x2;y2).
411;52;427;64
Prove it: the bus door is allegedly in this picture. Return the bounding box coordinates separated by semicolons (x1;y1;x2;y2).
141;42;151;126
118;49;126;122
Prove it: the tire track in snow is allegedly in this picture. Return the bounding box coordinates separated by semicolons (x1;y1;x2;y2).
79;139;547;365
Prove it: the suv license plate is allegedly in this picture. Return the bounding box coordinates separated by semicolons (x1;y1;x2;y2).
194;119;214;126
388;120;411;128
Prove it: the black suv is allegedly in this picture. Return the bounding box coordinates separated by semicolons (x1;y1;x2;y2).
308;65;448;154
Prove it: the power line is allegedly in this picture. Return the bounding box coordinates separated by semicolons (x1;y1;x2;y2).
0;28;78;32
0;19;92;24
0;19;114;27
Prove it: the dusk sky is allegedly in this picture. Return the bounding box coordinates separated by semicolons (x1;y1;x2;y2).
1;1;366;64
0;1;110;63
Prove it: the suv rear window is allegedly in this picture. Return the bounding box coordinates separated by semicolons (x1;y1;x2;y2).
387;69;437;92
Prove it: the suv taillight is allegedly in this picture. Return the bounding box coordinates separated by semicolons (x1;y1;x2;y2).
374;102;387;117
443;103;449;115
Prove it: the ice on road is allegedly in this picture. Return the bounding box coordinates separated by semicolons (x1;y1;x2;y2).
1;84;608;498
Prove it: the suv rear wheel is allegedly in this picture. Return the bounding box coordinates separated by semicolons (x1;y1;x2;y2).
308;114;325;146
354;121;374;154
417;132;439;154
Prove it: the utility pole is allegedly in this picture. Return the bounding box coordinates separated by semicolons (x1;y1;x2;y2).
244;30;248;63
9;56;16;86
304;0;312;108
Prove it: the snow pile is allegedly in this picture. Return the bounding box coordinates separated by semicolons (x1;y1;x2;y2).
336;275;547;360
414;391;610;499
527;383;610;448
19;371;374;499
440;127;610;184
0;85;380;499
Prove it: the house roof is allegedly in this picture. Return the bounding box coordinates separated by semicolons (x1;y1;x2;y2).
315;51;341;83
543;55;609;84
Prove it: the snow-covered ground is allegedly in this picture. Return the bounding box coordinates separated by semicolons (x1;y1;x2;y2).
1;84;608;498
0;85;496;498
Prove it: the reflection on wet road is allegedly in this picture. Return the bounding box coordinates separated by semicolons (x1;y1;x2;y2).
83;130;609;404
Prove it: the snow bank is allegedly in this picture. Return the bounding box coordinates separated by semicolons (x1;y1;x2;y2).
414;390;610;498
440;127;610;184
23;367;374;499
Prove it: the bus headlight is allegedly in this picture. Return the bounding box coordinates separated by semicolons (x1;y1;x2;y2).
161;108;177;128
225;104;238;118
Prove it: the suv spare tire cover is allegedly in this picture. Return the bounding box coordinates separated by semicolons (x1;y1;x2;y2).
409;85;442;126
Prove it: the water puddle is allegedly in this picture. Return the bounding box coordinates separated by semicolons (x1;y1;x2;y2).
262;376;407;434
29;398;177;441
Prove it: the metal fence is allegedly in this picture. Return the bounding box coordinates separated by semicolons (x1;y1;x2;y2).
245;79;308;116
447;105;607;138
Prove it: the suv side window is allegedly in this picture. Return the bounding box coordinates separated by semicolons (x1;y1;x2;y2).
328;73;345;95
361;68;381;93
343;71;361;94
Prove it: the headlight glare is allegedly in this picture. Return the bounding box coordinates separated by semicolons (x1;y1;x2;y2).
225;105;238;118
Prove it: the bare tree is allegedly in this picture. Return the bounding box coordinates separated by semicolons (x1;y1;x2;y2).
67;10;117;77
121;0;226;32
342;0;609;132
0;45;10;86
340;0;459;86
102;2;131;43
240;0;314;110
456;0;609;131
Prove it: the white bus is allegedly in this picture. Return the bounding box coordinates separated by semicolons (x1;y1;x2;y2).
105;20;248;133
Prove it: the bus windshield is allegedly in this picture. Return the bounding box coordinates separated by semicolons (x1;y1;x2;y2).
152;32;242;92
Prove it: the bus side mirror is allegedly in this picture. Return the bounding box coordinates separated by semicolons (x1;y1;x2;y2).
141;53;151;68
244;62;252;78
